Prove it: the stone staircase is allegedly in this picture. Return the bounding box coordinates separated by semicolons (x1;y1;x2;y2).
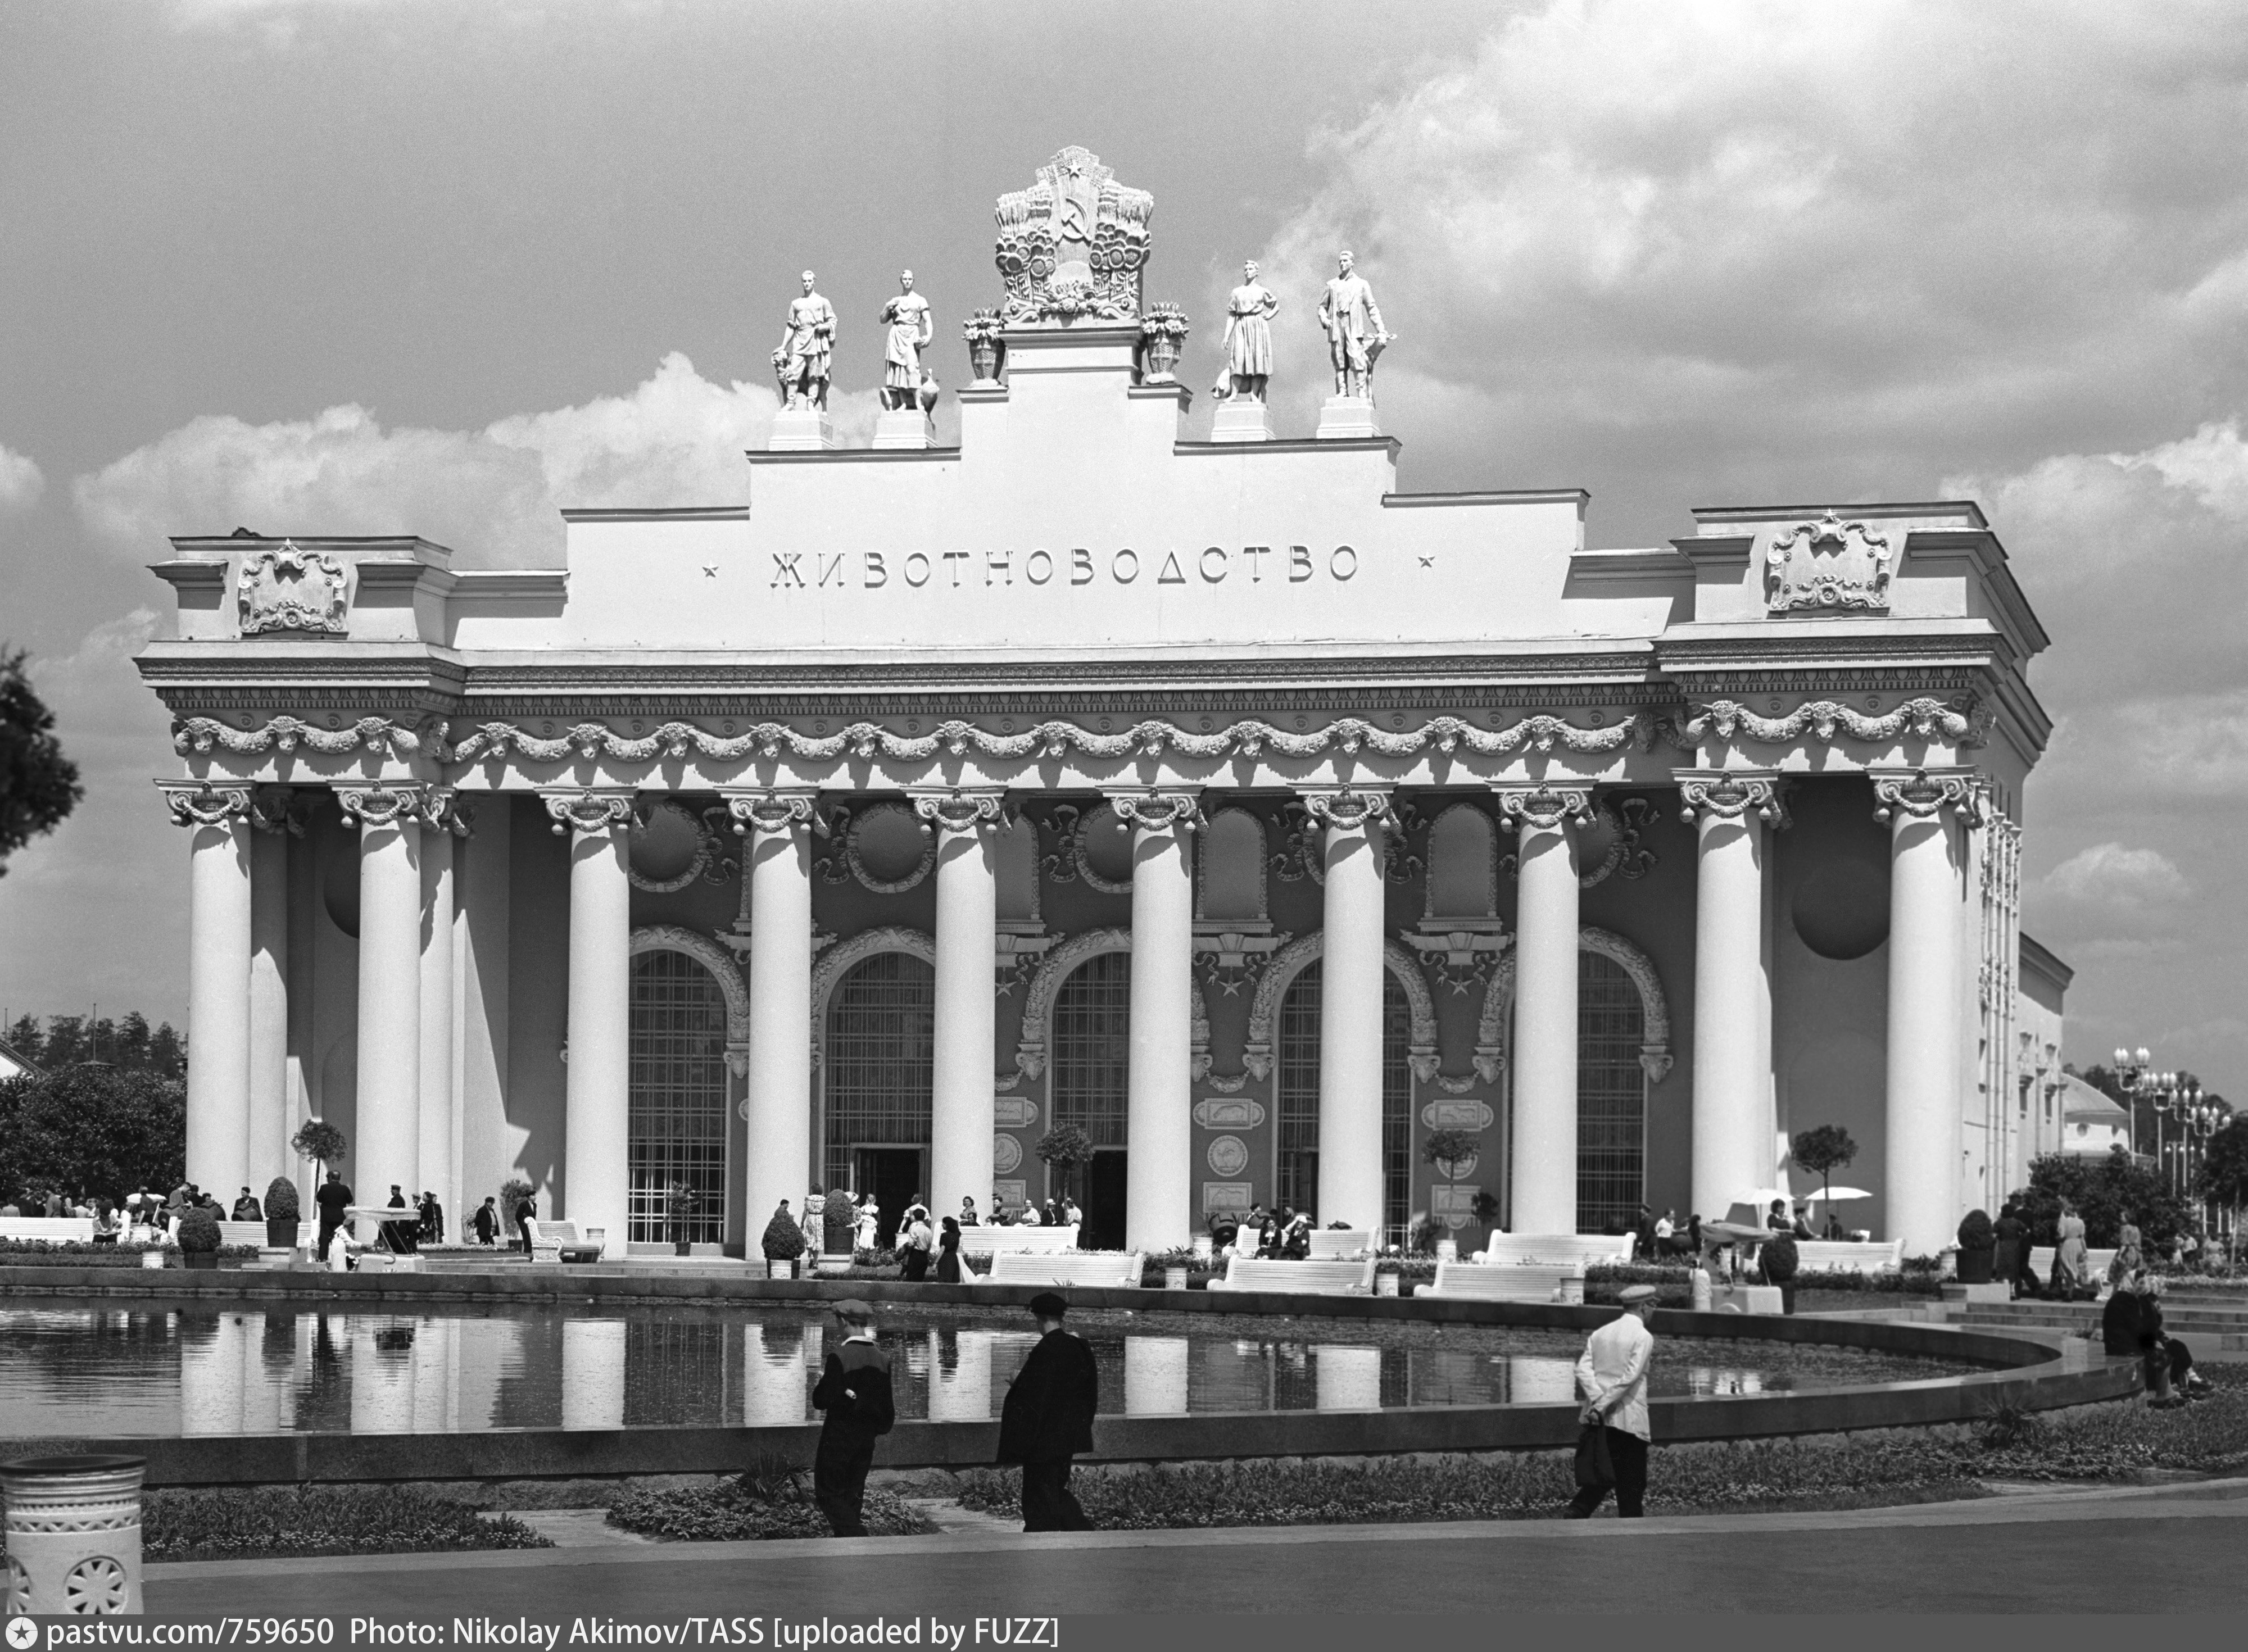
1934;1297;2248;1351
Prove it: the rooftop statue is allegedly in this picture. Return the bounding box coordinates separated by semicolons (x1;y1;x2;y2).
1217;261;1278;403
773;271;836;412
994;146;1154;325
1317;249;1391;402
878;271;935;414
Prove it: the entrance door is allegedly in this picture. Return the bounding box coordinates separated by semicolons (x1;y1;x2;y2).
856;1148;922;1250
1085;1150;1127;1250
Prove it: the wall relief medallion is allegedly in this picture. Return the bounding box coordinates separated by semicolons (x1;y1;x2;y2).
994;146;1154;326
1765;510;1892;612
627;798;736;893
815;800;936;893
993;1134;1024;1175
1205;1136;1250;1178
237;540;348;635
1575;796;1662;887
994;1096;1040;1130
1193;1097;1267;1130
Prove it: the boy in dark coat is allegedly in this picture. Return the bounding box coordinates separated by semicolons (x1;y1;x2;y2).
996;1291;1100;1531
810;1299;894;1535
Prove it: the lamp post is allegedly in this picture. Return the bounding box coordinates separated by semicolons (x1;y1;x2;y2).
2111;1047;2180;1167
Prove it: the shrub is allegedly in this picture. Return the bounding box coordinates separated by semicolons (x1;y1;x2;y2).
761;1209;807;1261
1760;1234;1798;1285
176;1208;221;1254
265;1177;300;1223
290;1119;346;1172
133;1486;550;1563
1958;1209;1994;1251
608;1473;936;1541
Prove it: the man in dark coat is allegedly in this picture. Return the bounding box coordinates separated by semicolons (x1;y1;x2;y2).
1993;1201;2030;1299
996;1291;1100;1531
810;1299;894;1536
472;1196;500;1246
314;1170;353;1257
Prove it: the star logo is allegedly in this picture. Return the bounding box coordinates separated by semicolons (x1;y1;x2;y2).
8;1613;39;1647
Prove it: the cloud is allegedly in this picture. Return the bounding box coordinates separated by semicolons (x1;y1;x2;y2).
70;353;874;570
1225;0;2248;529
0;443;44;514
2042;843;2190;907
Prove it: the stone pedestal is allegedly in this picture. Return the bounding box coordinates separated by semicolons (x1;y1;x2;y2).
1;1454;145;1615
1209;400;1274;443
768;410;834;451
1316;396;1380;439
872;410;931;450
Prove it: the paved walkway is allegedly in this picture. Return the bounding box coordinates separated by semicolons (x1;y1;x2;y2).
144;1479;2248;1617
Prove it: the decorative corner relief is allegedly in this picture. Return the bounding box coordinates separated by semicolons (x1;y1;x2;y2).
1765;511;1892;612
237;541;348;635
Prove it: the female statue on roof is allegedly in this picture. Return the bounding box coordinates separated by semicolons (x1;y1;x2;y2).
1218;260;1280;403
879;271;935;413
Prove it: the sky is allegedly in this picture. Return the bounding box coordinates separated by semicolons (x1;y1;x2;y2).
2;0;2247;1089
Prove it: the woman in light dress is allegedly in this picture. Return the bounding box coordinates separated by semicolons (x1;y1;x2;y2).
1218;260;1279;402
853;1193;881;1256
2052;1200;2090;1299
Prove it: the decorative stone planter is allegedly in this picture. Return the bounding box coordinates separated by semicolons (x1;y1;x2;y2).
138;1251;164;1271
966;335;1005;386
182;1252;219;1271
768;1259;793;1281
1139;333;1182;383
674;1240;692;1258
1;1453;146;1616
1164;1266;1189;1291
1435;1240;1458;1263
1375;1273;1401;1298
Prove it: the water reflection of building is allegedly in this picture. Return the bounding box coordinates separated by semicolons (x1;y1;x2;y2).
1123;1337;1189;1416
1313;1346;1381;1412
561;1320;626;1431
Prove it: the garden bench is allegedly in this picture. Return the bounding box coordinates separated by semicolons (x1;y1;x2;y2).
959;1224;1080;1259
1208;1256;1377;1295
0;1217;96;1243
523;1218;606;1265
1472;1233;1633;1268
975;1249;1145;1289
1306;1229;1374;1260
1421;1259;1584;1304
2027;1245;2118;1282
1792;1238;1905;1273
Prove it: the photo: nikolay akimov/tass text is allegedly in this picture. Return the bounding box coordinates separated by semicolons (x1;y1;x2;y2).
4;0;2248;1631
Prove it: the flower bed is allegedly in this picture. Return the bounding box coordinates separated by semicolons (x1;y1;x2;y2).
608;1467;936;1541
0;1238;259;1268
12;1486;555;1564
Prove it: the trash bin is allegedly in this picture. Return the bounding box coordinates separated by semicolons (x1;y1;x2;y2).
1;1453;146;1616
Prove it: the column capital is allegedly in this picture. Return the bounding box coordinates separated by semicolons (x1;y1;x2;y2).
1675;770;1789;828
1870;767;1985;828
909;787;1009;836
539;787;636;837
1489;783;1594;833
336;782;429;832
157;779;254;828
420;785;473;837
723;789;820;836
1104;788;1204;833
1297;785;1393;831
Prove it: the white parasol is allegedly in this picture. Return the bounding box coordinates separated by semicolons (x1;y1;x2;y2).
1805;1186;1873;1202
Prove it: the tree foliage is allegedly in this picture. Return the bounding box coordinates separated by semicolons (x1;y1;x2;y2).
0;1065;185;1204
2196;1116;2248;1211
0;648;81;876
291;1119;347;1170
2019;1147;2188;1249
1791;1124;1859;1197
4;1011;186;1079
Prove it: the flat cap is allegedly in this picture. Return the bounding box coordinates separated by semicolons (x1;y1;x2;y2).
831;1297;876;1321
1027;1291;1069;1318
1619;1284;1659;1304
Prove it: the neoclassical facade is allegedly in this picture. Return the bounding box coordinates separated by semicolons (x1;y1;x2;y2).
138;151;2058;1259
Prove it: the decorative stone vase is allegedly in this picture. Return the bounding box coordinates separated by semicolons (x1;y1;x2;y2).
1;1453;146;1616
1164;1265;1189;1291
967;335;1003;386
1375;1272;1401;1298
1140;333;1182;383
1435;1239;1458;1263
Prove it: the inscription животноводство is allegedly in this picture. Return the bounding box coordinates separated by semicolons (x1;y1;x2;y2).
767;545;1364;590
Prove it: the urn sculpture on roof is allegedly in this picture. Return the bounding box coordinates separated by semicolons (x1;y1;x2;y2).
994;146;1154;325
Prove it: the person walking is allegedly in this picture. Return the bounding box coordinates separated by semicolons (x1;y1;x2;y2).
515;1190;538;1255
996;1291;1100;1532
2054;1201;2090;1299
472;1196;499;1247
1565;1283;1658;1519
314;1169;353;1258
935;1216;963;1283
418;1191;444;1246
1993;1200;2027;1298
810;1299;894;1536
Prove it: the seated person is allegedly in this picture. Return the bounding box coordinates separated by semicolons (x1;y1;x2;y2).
1791;1203;1816;1240
1767;1199;1791;1233
1823;1210;1846;1241
1281;1212;1312;1260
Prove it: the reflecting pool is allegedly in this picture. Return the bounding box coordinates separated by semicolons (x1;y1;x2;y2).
0;1299;1983;1438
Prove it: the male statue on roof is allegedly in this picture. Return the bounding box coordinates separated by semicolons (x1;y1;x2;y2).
774;271;836;412
1317;249;1392;402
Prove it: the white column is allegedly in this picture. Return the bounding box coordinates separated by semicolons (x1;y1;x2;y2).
916;790;1005;1223
546;789;634;1259
1877;770;1975;1256
729;791;817;1245
1303;787;1390;1232
1497;785;1590;1236
339;783;424;1208
417;793;458;1223
167;783;255;1197
1114;789;1199;1251
1680;774;1784;1223
246;793;294;1199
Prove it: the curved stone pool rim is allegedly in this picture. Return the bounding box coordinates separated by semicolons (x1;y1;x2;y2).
0;1265;2140;1486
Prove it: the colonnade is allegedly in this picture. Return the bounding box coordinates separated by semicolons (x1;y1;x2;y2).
165;765;1984;1257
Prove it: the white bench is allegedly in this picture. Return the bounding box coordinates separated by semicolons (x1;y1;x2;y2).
1473;1233;1633;1268
2028;1245;2119;1281
1307;1229;1374;1260
976;1250;1145;1289
960;1225;1080;1259
1792;1238;1905;1273
0;1217;96;1243
1422;1259;1584;1304
523;1219;605;1264
1714;1284;1785;1314
1208;1256;1377;1295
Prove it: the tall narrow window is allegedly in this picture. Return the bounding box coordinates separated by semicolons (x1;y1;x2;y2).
1576;950;1646;1232
1381;974;1411;1244
1277;959;1412;1237
628;949;729;1245
823;953;935;1191
1051;951;1130;1151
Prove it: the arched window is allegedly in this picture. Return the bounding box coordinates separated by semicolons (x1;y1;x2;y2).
1276;962;1413;1237
628;949;729;1245
823;952;935;1193
1576;950;1647;1232
1051;951;1130;1150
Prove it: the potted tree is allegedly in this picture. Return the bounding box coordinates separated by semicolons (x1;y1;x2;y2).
761;1204;807;1279
264;1177;301;1251
1036;1124;1095;1211
1422;1128;1481;1182
499;1177;534;1245
1759;1229;1800;1314
292;1118;347;1183
1956;1208;1996;1285
1791;1124;1859;1206
667;1181;700;1256
177;1206;222;1271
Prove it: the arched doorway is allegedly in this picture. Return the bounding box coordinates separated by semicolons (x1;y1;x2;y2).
1051;950;1130;1248
823;951;934;1248
1576;950;1647;1233
1275;962;1413;1240
627;949;729;1247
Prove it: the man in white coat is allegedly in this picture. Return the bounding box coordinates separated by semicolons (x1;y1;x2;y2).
1566;1282;1657;1518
